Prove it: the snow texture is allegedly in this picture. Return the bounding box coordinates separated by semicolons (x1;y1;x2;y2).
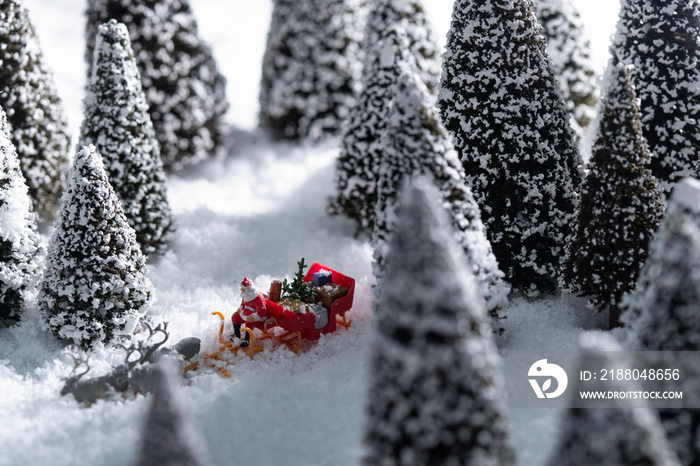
0;0;71;222
39;145;152;348
0;130;609;466
372;69;508;316
85;0;229;171
328;26;409;236
0;1;663;466
534;0;598;134
136;362;208;466
560;64;664;312
80;20;173;257
610;0;700;193
258;0;364;141
364;176;513;466
363;0;441;95
0;106;41;324
438;0;583;293
546;333;681;466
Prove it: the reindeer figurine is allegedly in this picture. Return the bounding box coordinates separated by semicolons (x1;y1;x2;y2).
61;323;200;405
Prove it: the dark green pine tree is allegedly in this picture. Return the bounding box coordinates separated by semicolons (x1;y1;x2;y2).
328;26;408;236
625;202;700;466
364;0;441;94
534;0;598;133
0;0;70;221
364;177;513;466
560;64;664;316
80;20;173;257
611;0;700;193
85;0;229;171
373;70;509;314
39;146;152;349
259;0;363;141
438;0;583;293
0;106;40;325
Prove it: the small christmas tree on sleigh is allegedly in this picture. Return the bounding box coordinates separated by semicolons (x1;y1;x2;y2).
188;260;355;377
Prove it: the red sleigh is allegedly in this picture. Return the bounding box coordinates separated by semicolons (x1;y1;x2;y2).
189;262;355;377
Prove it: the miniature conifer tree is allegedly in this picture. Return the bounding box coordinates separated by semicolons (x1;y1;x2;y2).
328;27;408;236
627;203;700;352
534;0;598;133
610;0;700;193
259;0;363;141
0;0;70;221
136;363;207;466
85;0;228;171
546;334;681;466
438;0;582;293
560;64;664;316
623;207;700;466
364;177;513;466
281;258;314;303
363;0;441;94
373;71;509;314
39;146;152;348
80;20;173;257
622;178;700;328
0;106;41;324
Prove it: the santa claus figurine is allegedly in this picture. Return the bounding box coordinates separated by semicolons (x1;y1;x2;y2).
231;277;268;347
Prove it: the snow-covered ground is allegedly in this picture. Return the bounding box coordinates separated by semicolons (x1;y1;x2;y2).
1;1;621;465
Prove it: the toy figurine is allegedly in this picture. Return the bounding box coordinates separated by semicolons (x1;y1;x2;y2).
231;277;268;347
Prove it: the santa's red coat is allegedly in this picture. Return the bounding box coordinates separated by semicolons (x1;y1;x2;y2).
232;292;268;326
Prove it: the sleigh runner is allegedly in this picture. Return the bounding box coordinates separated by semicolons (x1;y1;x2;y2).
188;262;355;377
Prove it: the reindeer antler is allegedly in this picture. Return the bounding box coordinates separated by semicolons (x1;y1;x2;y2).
136;322;169;364
115;341;144;370
116;322;170;370
63;346;90;380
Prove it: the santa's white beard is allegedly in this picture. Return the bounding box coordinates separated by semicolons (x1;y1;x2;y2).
241;285;260;302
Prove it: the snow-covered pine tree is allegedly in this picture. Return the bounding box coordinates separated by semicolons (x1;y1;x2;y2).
136;363;207;466
259;0;363;141
623;207;700;466
85;0;228;171
560;64;664;319
365;177;513;466
328;26;408;236
80;20;173;257
0;0;70;222
373;70;509;314
546;334;681;466
0;106;40;324
534;0;598;133
627;202;700;352
438;0;582;293
39;145;152;348
610;0;700;193
621;178;700;328
363;0;441;94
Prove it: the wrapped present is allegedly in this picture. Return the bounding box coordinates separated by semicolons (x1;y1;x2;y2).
312;269;333;288
315;283;348;308
312;304;329;330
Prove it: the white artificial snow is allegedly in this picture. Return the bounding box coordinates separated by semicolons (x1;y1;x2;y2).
0;128;608;466
1;1;623;465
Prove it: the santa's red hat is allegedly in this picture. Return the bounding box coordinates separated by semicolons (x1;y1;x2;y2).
241;277;253;288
